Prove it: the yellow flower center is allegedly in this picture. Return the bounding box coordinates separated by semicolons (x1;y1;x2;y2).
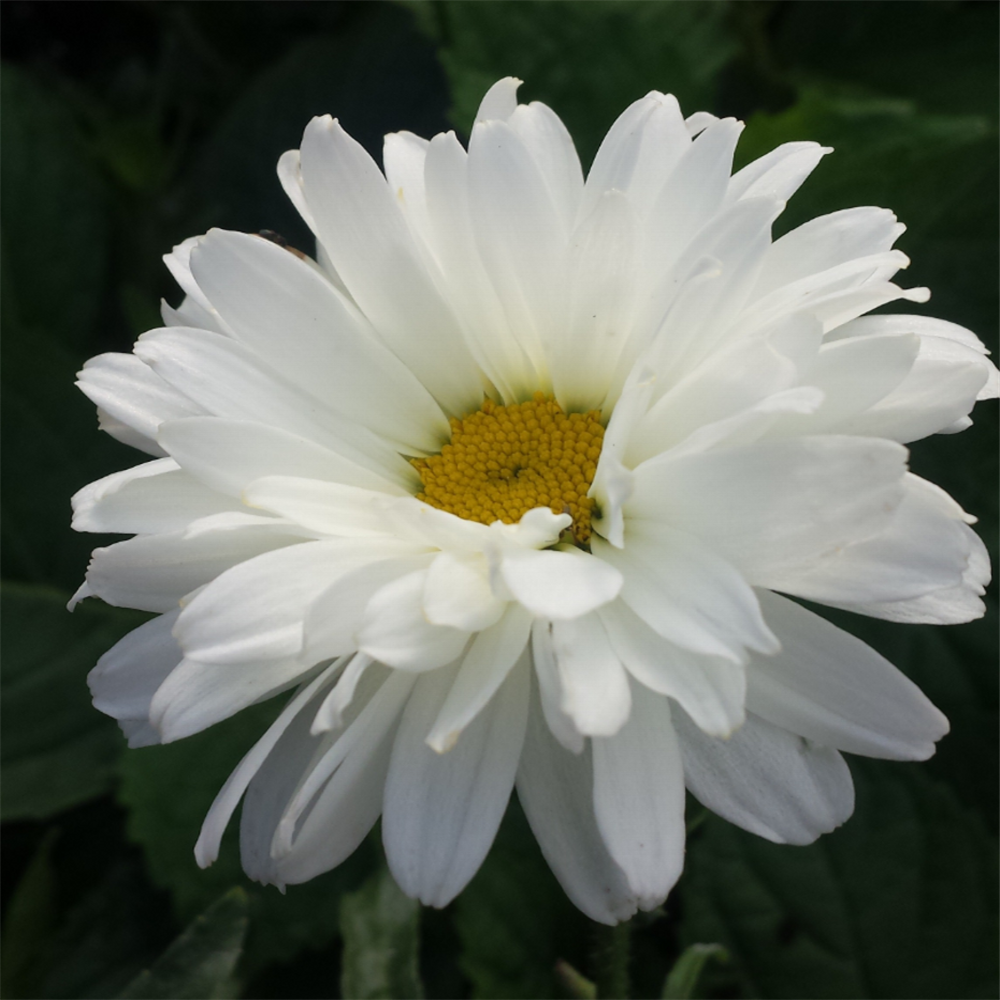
413;392;604;544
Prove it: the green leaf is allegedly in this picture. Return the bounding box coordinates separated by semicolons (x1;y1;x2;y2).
0;829;59;999
420;0;738;163
119;697;377;973
339;862;424;1000
771;1;1000;121
0;582;147;821
554;960;597;1000
678;760;999;999
117;887;249;1000
453;798;589;1000
661;943;728;1000
0;63;110;350
38;856;177;1000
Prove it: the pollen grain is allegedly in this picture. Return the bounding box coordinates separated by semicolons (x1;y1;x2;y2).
412;393;604;544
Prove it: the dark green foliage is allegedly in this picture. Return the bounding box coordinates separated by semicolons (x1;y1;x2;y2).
1;3;996;998
339;863;424;1000
118;888;249;1000
0;64;110;351
454;800;588;999
1;583;148;820
661;943;728;1000
678;761;998;999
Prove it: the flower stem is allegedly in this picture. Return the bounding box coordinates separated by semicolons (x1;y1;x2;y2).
592;919;631;999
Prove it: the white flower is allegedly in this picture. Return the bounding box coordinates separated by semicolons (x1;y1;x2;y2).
72;78;997;924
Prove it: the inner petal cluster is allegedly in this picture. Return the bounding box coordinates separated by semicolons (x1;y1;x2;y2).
412;392;604;543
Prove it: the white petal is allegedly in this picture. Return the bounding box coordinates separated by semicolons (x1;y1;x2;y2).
641;118;745;278
530;619;584;754
150;654;309;743
161;292;229;335
255;668;414;886
77;352;203;451
383;657;529;907
188;229;448;452
95;407;167;457
748;591;949;760
599;600;745;738
422;131;538;402
276;149;318;235
594;527;778;662
500;546;622;620
772;474;973;605
633;197;784;385
302;550;434;662
583;94;659;208
754;206;904;297
663;386;824;460
138;327;413;483
817;283;930;335
88;609;182;746
427;606;533;752
628;313;822;461
174;539;397;664
684;111;718;137
467;118;566;375
835;529;990;625
195;660;342;867
383;131;434;251
833;356;989;444
475;77;521;123
243;476;396;538
72;458;243;535
582;93;690;218
827;313;999;401
262;675;412;886
117;720;162;748
745;243;912;328
630;436;908;585
508;100;584;233
590;364;654;547
163;236;224;321
299;116;482;416
423;551;506;632
312;654;372;734
775;334;920;439
726;141;829;205
83;525;305;613
674;708;855;846
548;614;632;738
499;506;571;550
358;569;471;671
516;690;638;925
158;417;409;498
592;685;685;908
554;191;639;411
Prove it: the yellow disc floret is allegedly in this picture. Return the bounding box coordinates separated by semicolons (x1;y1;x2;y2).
413;392;605;544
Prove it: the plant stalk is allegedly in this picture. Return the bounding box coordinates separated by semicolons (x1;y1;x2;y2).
592;919;631;999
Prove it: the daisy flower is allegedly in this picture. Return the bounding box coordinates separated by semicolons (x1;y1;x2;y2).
72;78;997;924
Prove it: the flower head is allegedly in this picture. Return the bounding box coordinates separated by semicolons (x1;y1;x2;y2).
73;78;997;923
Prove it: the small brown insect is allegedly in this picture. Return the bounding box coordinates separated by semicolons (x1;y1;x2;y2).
256;230;308;261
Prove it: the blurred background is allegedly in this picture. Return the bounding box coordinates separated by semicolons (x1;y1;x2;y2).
1;2;997;998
